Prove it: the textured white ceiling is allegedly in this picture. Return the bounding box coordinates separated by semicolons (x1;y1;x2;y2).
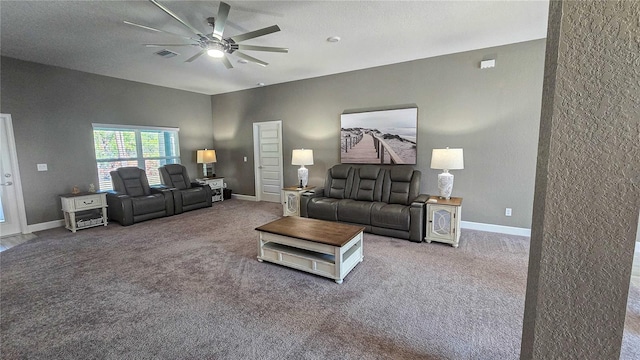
1;0;549;95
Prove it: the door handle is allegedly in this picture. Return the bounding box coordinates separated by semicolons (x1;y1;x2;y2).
0;181;13;186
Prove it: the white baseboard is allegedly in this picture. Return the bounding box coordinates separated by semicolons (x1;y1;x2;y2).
26;197;256;232
26;219;64;233
231;194;257;201
24;210;530;238
461;221;531;237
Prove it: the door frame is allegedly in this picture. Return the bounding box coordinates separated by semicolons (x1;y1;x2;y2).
252;120;283;202
0;114;28;235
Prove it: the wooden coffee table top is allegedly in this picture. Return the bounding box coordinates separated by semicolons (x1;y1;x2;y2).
255;217;365;247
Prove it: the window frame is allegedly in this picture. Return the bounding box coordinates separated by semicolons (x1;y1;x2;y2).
92;123;181;191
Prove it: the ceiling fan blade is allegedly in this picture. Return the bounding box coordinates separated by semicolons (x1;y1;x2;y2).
149;0;206;39
185;49;206;63
237;44;288;53
234;51;268;67
144;44;195;47
124;21;194;40
229;25;281;43
213;2;231;39
221;55;233;69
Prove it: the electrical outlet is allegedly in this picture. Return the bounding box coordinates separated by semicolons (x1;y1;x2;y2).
243;156;247;162
505;208;512;217
37;163;48;171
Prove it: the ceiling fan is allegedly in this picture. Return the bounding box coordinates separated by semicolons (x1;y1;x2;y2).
124;0;288;69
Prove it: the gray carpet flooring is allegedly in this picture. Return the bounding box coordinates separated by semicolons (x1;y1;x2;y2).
1;199;638;359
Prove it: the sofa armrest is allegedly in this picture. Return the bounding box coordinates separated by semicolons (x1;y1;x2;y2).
151;184;173;191
105;191;134;226
302;189;324;197
150;186;175;216
300;189;324;217
193;183;213;206
408;194;430;242
411;194;430;205
190;182;213;204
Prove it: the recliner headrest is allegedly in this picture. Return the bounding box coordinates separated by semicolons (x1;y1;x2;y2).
164;164;185;175
389;167;414;182
358;165;382;180
117;167;144;179
330;164;352;179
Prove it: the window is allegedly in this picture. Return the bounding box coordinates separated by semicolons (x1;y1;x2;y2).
92;124;180;191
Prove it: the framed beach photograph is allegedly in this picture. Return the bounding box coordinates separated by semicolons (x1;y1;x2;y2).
340;107;417;164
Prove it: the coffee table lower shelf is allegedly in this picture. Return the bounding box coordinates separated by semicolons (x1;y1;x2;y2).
257;231;363;284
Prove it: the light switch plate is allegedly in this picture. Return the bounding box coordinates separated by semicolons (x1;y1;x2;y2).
37;163;48;171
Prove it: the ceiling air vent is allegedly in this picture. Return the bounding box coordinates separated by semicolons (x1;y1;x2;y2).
154;49;179;58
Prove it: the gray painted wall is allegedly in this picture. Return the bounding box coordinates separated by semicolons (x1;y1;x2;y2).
211;39;546;228
0;57;213;225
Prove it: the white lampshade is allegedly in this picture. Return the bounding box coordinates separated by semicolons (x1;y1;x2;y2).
430;148;464;170
197;149;217;164
291;149;314;166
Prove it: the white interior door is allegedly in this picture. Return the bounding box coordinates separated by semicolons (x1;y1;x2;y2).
253;121;283;203
0;114;25;237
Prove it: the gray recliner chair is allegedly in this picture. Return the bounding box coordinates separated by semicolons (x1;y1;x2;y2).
159;164;212;214
106;167;174;226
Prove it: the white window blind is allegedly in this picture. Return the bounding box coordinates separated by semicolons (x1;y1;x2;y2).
92;124;180;191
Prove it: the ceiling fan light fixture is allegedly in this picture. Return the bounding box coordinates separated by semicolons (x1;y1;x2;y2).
207;48;225;58
207;41;226;58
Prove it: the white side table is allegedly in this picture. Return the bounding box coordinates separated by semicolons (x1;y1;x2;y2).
197;177;224;202
282;186;315;216
425;196;462;247
60;192;108;233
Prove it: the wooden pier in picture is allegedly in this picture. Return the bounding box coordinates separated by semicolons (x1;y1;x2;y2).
341;131;404;164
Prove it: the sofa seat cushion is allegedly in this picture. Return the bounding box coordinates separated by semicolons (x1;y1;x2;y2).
371;203;411;231
338;200;373;225
131;194;166;216
307;198;342;221
181;188;206;206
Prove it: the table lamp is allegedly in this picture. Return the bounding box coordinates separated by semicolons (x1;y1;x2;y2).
292;149;313;188
196;149;217;178
430;148;464;199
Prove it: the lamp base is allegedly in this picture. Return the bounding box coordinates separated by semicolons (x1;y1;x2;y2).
437;171;454;199
298;166;309;188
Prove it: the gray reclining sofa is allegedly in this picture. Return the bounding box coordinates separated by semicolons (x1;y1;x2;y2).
300;164;429;242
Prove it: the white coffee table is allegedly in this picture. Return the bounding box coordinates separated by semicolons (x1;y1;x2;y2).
255;217;364;284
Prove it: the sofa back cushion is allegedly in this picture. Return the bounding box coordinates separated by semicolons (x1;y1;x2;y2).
350;165;384;202
382;167;421;205
160;164;191;190
324;165;354;199
111;167;152;197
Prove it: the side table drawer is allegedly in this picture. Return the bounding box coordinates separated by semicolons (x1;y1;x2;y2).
206;179;223;189
74;195;103;210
